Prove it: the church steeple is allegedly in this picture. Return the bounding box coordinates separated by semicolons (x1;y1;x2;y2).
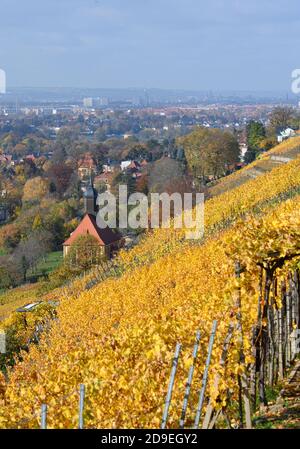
84;171;97;215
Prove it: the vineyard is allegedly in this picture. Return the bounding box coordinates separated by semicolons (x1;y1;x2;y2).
208;136;300;198
0;149;300;428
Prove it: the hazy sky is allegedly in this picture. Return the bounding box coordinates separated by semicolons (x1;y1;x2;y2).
0;0;299;90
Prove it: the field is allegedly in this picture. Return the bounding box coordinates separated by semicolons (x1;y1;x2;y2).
27;251;63;281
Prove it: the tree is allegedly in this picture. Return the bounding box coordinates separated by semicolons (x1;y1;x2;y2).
12;229;53;283
66;235;103;271
245;121;266;163
0;223;22;250
46;163;74;197
268;107;294;134
136;173;149;195
259;136;277;152
178;127;240;184
0;260;15;289
22;177;50;204
111;171;136;197
147;157;185;194
32;214;43;231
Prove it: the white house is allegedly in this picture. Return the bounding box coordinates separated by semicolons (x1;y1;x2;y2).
277;128;296;143
121;160;132;171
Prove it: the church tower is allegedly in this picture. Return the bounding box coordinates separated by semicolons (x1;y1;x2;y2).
84;173;97;216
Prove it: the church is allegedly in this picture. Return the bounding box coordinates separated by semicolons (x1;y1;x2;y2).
63;178;124;259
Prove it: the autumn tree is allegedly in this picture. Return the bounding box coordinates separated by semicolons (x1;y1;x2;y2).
136;173;149;195
0;258;15;289
178;127;240;184
22;176;50;204
0;223;22;250
46;163;74;197
268;107;294;134
66;235;103;271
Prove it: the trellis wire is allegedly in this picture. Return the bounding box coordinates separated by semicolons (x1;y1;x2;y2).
161;342;181;429
179;330;201;428
194;320;218;429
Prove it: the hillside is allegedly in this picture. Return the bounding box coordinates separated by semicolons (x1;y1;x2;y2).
1;148;300;428
208;136;300;198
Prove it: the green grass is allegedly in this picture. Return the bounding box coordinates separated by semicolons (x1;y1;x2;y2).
0;247;6;256
28;251;63;280
0;252;62;321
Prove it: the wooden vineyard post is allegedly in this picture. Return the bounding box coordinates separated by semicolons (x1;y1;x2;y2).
258;266;273;408
202;321;235;429
41;404;47;429
267;299;275;387
234;261;252;429
277;307;282;379
250;267;263;412
194;320;217;429
78;384;85;429
249;324;258;411
286;283;292;368
273;302;279;386
179;331;201;428
290;271;299;360
161;342;181;429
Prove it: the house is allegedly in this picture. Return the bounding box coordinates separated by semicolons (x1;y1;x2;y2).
120;160;141;173
24;154;36;162
78;152;97;180
63;178;123;259
120;160;132;171
94;172;115;191
123;133;133;139
277;128;296;143
102;160;119;173
127;160;140;172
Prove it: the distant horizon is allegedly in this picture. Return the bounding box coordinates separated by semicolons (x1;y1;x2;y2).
3;85;297;95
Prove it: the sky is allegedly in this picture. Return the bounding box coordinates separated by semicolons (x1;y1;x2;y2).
0;0;299;91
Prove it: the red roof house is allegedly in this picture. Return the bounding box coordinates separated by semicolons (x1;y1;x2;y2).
63;214;123;259
78;152;97;179
63;177;123;259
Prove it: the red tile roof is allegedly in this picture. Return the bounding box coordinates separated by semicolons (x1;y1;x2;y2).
63;214;122;247
78;152;97;169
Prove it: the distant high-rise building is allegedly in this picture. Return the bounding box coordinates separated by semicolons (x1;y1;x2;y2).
99;97;109;106
144;89;150;107
83;97;94;108
0;69;6;94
